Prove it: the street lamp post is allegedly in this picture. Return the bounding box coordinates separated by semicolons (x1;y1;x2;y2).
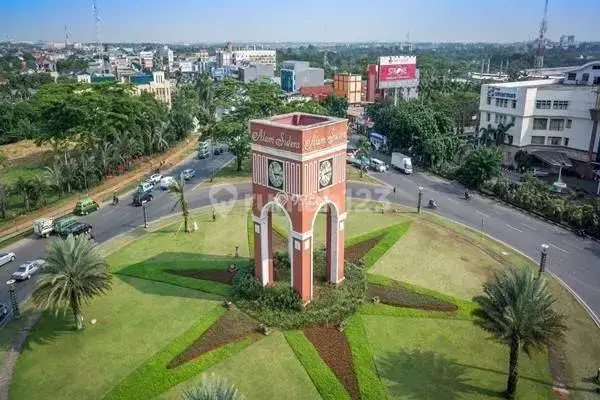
538;244;549;278
6;279;20;320
417;186;424;214
142;202;148;229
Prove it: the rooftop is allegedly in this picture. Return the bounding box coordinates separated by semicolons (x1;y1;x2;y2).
257;112;345;130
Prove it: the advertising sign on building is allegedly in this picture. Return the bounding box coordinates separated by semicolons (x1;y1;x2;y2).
487;86;520;100
378;56;417;89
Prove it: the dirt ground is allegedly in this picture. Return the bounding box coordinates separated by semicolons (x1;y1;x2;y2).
367;283;458;312
303;326;360;400
168;308;259;368
0;140;53;165
344;235;383;263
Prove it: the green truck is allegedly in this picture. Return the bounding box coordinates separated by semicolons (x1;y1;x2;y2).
52;217;94;239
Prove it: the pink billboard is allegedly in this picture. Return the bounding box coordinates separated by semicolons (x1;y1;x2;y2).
379;63;416;82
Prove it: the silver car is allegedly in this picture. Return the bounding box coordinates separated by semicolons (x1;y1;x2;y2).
12;259;45;281
0;252;16;267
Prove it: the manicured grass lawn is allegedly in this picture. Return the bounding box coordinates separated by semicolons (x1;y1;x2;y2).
371;219;504;299
363;316;554;400
159;332;322;400
10;276;222;400
0;302;35;368
108;205;250;269
203;157;252;185
346;164;377;183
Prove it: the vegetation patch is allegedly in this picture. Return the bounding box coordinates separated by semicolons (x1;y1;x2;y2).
283;330;351;400
345;221;412;270
344;314;388;400
303;326;360;400
166;268;235;285
367;282;458;312
232;262;366;329
168;308;260;368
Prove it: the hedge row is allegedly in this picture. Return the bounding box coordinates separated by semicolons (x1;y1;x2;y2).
283;330;351;400
344;313;388;400
105;306;255;399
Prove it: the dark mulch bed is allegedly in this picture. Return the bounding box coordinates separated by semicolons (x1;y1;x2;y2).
367;282;458;312
168;308;260;368
166;268;234;284
303;326;360;400
344;235;384;263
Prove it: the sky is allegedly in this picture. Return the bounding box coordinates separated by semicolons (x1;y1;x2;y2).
0;0;598;44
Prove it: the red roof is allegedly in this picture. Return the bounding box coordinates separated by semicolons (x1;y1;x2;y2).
299;85;333;102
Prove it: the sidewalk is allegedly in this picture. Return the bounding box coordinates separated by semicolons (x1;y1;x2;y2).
0;138;198;243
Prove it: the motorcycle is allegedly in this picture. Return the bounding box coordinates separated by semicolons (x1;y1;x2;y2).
427;200;437;209
112;196;119;206
464;191;471;200
576;228;586;238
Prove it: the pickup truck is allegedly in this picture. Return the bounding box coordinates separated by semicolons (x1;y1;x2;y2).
53;218;93;239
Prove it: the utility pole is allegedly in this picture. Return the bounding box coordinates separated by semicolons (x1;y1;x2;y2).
535;0;549;69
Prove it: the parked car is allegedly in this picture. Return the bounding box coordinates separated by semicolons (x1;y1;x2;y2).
133;191;154;206
160;176;176;190
12;259;45;281
182;169;195;180
74;198;99;216
149;173;163;184
0;252;16;267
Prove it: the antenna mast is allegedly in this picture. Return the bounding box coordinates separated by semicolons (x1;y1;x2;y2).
64;25;69;48
92;0;102;56
535;0;548;69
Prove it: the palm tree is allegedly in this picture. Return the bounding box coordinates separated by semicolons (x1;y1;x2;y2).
45;163;64;196
0;183;9;219
13;176;33;211
169;175;190;233
28;175;49;207
472;267;566;399
494;122;515;146
182;375;245;400
478;124;496;147
355;136;372;178
32;235;112;330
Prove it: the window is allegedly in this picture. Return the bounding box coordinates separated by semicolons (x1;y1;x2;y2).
536;100;552;109
487;97;491;105
567;72;577;80
564;137;570;146
494;114;499;123
549;119;565;131
511;100;517;108
511;116;516;124
566;119;572;129
593;65;600;70
594;77;600;85
531;136;546;145
495;98;508;108
486;112;491;122
549;136;562;145
552;100;569;110
533;118;548;130
582;73;589;82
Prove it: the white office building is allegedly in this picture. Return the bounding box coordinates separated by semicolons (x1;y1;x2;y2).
479;61;600;176
232;50;276;66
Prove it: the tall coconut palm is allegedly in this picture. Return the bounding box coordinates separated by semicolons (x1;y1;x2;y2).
13;176;33;211
169;175;190;233
0;183;9;219
478;124;496;147
32;235;112;330
356;136;372;178
45;163;64;196
494;122;515;146
472;267;566;399
182;375;245;400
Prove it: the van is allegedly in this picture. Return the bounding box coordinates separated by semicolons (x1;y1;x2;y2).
159;176;176;190
198;148;209;159
74;198;99;216
137;182;154;194
370;158;387;172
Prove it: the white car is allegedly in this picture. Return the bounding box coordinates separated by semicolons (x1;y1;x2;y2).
0;252;16;267
149;173;163;184
160;176;176;190
11;259;45;280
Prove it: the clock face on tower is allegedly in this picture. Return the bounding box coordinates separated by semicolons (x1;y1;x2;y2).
267;159;284;189
319;158;333;190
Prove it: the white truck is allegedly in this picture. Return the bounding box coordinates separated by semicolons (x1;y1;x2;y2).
32;218;54;238
391;153;413;174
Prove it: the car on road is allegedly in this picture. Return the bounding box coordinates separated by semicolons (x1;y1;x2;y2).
182;169;195;180
370;158;388;172
159;176;176;190
137;181;154;194
149;173;163;184
74;198;99;216
53;218;94;239
0;252;16;267
133;191;154;206
12;259;45;281
531;167;550;177
198;148;209;159
213;146;224;155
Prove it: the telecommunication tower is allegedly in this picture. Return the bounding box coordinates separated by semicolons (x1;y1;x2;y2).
534;0;549;69
92;0;102;55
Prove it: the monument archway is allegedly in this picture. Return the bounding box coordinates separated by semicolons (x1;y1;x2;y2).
250;113;348;302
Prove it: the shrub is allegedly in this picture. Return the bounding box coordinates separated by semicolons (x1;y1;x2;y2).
231;263;262;301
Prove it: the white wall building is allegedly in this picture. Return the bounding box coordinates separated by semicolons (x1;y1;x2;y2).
479;61;600;174
232;50;276;66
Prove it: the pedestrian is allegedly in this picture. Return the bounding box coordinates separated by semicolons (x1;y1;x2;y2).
212;209;216;222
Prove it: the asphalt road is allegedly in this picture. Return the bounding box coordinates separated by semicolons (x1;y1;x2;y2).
0;151;236;306
1;154;600;326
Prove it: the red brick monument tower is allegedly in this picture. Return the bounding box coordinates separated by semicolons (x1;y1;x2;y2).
250;113;348;302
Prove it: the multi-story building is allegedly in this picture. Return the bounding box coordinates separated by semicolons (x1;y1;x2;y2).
139;51;154;70
232;50;276;66
127;71;172;108
280;61;324;93
366;64;378;103
238;63;274;83
333;73;361;104
478;61;600;175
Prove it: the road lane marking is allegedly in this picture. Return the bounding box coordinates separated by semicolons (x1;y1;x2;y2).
520;222;536;230
476;211;489;218
446;197;459;204
561;242;584;251
548;243;570;254
506;224;523;233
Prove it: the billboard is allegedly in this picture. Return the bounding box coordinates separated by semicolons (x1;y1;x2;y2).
487;86;520;100
378;56;417;89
